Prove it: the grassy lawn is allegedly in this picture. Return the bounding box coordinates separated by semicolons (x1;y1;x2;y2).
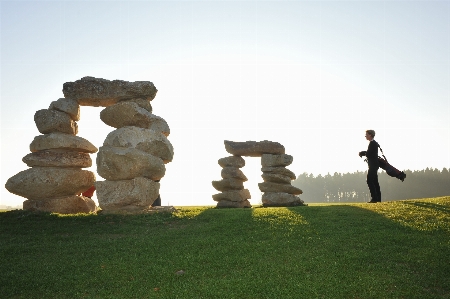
1;197;449;298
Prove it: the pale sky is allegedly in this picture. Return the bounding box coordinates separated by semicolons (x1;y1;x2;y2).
1;0;449;207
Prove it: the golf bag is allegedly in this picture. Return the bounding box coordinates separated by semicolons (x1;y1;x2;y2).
377;145;406;182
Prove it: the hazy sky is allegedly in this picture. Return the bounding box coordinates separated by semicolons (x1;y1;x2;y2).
1;0;449;207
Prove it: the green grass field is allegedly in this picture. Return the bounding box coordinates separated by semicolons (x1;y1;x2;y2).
1;197;449;298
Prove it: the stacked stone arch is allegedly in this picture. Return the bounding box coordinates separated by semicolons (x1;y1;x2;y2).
5;77;173;214
212;140;305;207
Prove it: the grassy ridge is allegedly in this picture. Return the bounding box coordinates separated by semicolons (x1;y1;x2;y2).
1;197;449;298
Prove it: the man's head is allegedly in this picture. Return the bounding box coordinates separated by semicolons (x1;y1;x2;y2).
365;130;375;141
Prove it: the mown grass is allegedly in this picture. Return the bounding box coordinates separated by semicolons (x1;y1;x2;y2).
1;197;449;298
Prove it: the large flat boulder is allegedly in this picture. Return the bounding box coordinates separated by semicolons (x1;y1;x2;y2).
23;195;97;214
212;189;251;202
216;199;252;208
118;98;152;113
62;76;157;107
34;109;78;135
258;182;302;195
261;173;292;184
224;140;285;157
212;178;244;192
49;98;80;121
221;167;247;181
96;177;160;213
261;154;293;167
22;150;92;168
261;167;296;180
96;146;165;181
261;192;305;207
30;133;98;153
5;167;95;200
103;126;173;163
218;156;245;168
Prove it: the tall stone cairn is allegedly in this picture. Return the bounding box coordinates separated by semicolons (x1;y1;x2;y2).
5;96;98;214
62;77;173;213
212;155;252;208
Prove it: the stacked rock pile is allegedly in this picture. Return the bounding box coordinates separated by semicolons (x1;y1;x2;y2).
212;155;252;208
62;77;174;213
212;140;305;208
259;154;305;207
5;97;98;214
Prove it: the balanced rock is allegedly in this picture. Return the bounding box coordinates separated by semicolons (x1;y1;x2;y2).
261;154;293;167
62;76;157;107
5;167;95;200
212;178;244;192
221;167;247;181
103;126;173;163
216;199;252;208
261;173;292;184
224;140;285;157
22;150;92;168
262;192;304;207
34;109;78;135
49;98;80;121
261;167;296;180
258;182;302;195
30;133;98;153
96;177;160;212
212;189;251;202
218;156;245;168
96;146;165;181
23;196;96;214
118;98;152;113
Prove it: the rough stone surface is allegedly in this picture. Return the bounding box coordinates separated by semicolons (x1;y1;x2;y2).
212;178;244;192
30;133;98;153
34;109;78;135
103;126;173;163
258;182;303;195
218;156;245;168
22;150;92;168
212;189;251;202
96;177;160;213
62;76;157;107
261;154;293;167
224;140;285;157
261;173;292;184
5;167;96;200
221;167;247;181
216;199;252;208
261;167;296;180
23;196;97;214
49;98;80;121
100;102;150;127
261;192;305;207
96;146;165;181
118;98;152;113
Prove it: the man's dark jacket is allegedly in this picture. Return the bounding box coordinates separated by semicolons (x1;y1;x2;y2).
360;140;379;168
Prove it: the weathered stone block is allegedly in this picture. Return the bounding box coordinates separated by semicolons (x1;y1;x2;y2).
224;140;285;157
221;167;247;181
103;126;173;163
34;109;78;135
23;196;97;214
62;76;157;107
261;154;293;167
258;182;302;195
96;177;160;212
212;178;244;192
30;133;98;153
218;156;245;168
261;167;296;180
49;98;80;121
5;167;95;200
212;189;251;202
261;192;305;207
22;150;92;168
261;173;292;184
216;199;252;208
96;146;165;181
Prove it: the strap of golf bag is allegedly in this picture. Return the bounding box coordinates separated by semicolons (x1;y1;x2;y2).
377;143;388;163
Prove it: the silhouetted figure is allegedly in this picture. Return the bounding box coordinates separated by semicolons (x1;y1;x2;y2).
359;130;381;203
151;180;161;207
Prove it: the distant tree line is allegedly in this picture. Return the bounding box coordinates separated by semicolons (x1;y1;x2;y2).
292;168;450;203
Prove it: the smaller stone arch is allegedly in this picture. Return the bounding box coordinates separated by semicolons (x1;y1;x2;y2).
212;140;305;207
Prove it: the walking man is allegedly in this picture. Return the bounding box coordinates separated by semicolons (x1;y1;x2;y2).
359;130;381;203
